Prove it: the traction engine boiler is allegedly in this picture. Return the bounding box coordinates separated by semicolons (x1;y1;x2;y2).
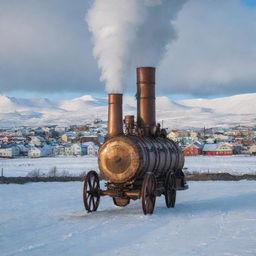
83;67;188;215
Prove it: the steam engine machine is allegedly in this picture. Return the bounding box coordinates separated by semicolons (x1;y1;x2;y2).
83;67;188;215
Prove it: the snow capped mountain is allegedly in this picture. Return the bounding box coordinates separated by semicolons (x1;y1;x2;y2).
0;93;255;128
179;93;256;115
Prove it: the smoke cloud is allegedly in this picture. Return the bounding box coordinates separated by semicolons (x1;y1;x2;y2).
158;0;256;97
86;0;187;93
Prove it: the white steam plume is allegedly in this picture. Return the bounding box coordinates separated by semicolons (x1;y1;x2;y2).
86;0;187;93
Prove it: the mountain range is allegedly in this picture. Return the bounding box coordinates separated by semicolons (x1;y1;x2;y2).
0;93;255;129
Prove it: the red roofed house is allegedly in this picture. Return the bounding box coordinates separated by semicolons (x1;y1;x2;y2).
202;143;233;156
183;144;200;156
0;136;12;143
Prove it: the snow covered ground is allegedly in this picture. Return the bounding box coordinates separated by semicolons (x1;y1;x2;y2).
184;155;256;175
0;155;256;177
0;156;98;177
1;181;256;256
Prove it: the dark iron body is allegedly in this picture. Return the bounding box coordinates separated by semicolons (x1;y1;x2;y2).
83;67;188;214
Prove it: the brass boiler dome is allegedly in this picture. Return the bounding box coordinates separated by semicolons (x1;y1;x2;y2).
98;135;184;184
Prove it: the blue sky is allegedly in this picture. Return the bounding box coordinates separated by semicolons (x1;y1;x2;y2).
243;0;256;7
0;0;255;100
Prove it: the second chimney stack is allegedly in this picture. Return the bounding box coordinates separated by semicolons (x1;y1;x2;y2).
136;67;156;135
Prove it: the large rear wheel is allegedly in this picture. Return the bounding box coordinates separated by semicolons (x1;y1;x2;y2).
141;172;157;215
165;171;176;208
83;171;100;212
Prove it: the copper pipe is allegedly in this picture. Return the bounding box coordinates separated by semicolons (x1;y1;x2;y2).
107;93;123;137
136;67;156;133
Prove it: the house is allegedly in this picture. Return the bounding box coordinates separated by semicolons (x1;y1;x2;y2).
183;144;200;156
64;143;86;156
64;144;72;155
34;127;45;135
79;134;102;146
28;145;53;158
213;134;229;142
206;138;216;144
233;143;244;155
70;143;82;156
249;144;256;155
28;147;41;158
0;136;12;143
53;145;65;156
12;136;27;143
61;131;77;142
87;143;99;156
202;142;233;156
30;136;45;146
190;131;198;139
83;142;99;156
71;143;86;156
16;144;29;156
55;126;66;133
182;140;204;156
0;145;20;158
167;130;179;141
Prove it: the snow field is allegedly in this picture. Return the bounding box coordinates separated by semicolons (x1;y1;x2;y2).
0;155;256;177
0;181;256;256
0;156;98;177
184;155;256;175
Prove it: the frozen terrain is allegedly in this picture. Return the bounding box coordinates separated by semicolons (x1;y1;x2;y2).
0;93;255;128
0;155;256;177
0;156;98;177
0;181;256;256
184;155;256;175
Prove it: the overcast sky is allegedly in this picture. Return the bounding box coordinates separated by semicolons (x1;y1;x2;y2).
0;0;255;100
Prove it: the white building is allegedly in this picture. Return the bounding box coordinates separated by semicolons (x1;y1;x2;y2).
71;143;83;156
64;143;87;156
28;147;41;158
61;132;77;142
28;145;53;158
82;142;99;156
249;144;256;155
30;136;45;146
0;146;20;158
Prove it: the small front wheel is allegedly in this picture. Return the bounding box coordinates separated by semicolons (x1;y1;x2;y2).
141;172;157;215
83;170;100;212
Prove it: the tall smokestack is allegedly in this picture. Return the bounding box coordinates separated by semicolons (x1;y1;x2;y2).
107;93;123;137
137;67;156;135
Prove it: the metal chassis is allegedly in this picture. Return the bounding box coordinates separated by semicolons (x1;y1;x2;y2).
99;174;188;201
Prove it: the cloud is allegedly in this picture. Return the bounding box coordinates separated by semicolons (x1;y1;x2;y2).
86;0;187;93
0;0;101;93
0;0;255;98
158;0;256;96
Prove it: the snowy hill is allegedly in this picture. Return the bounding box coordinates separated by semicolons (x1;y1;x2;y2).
179;93;256;115
0;93;255;128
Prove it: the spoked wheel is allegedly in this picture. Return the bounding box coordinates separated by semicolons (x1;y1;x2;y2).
141;172;157;215
165;171;176;208
113;197;130;207
83;170;100;212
